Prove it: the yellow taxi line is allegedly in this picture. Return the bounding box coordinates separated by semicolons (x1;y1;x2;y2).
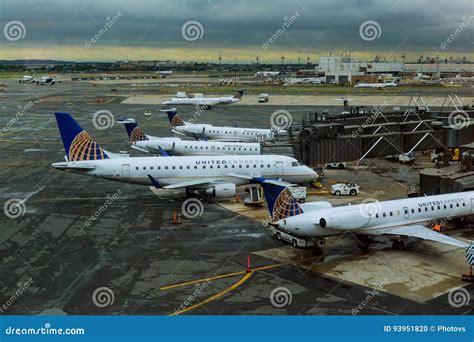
169;271;253;316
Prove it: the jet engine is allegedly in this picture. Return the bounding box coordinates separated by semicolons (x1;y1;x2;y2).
205;183;236;198
319;210;370;230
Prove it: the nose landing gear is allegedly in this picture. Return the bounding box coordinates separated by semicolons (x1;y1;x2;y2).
392;239;407;250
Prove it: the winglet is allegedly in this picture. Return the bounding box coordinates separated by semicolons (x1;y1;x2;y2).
54;112;109;161
158;146;170;157
147;174;161;188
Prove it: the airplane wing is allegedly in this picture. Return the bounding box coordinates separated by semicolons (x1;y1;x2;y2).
51;162;96;170
368;224;470;248
162;178;222;189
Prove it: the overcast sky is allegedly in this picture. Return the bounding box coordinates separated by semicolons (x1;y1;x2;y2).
0;0;473;62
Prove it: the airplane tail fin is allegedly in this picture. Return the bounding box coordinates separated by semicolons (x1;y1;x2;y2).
160;108;184;127
233;90;245;99
54;112;109;161
261;181;303;222
118;118;148;143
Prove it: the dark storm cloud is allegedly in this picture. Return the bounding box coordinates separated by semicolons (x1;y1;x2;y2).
1;0;473;52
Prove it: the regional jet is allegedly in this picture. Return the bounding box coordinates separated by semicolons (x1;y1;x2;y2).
118;118;261;156
163;108;285;142
162;90;244;109
51;113;316;198
261;180;474;255
354;81;398;89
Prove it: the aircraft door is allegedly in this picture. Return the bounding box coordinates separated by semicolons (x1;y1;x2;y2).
122;164;130;178
471;198;474;214
275;161;284;177
403;206;409;219
211;145;216;153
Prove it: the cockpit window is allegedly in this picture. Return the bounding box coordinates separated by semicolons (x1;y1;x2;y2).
292;162;299;167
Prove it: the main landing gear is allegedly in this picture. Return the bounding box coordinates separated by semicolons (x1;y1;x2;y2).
392;239;407;251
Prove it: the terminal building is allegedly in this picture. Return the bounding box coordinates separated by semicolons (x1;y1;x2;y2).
316;56;404;84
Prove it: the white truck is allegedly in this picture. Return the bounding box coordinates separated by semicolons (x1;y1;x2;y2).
271;227;317;248
258;93;269;102
399;152;415;165
288;186;307;203
331;183;359;196
325;162;347;169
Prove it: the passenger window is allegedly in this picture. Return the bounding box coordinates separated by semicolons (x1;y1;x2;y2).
194;166;197;169
179;166;183;169
418;208;421;213
390;212;393;216
165;166;168;170
383;213;386;217
411;209;415;214
150;166;154;170
172;166;176;170
376;214;379;218
136;167;139;170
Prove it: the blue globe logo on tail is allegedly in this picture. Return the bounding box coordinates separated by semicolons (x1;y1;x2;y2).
130;127;147;143
55;112;109;161
69;130;107;161
262;182;303;222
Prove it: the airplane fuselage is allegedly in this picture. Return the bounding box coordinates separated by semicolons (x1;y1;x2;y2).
134;137;261;155
163;96;239;106
277;191;474;237
173;124;280;142
52;155;317;188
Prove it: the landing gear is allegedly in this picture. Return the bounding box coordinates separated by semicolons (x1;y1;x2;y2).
356;235;373;250
392;239;407;250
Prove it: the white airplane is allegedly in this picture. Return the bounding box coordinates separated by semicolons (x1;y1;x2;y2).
163;108;285;142
254;71;281;77
162;90;244;109
118;118;261;156
36;76;55;85
156;70;172;78
19;76;34;83
354;81;397;89
51;113;317;198
260;180;474;255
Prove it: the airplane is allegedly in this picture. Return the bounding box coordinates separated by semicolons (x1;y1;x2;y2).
254;71;281;77
156;70;172;78
162;90;244;109
19;76;34;83
36;76;55;85
354;81;398;89
163;108;285;142
118;118;261;156
51;112;317;198
260;180;474;255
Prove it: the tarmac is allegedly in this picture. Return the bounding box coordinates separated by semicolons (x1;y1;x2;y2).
0;77;472;315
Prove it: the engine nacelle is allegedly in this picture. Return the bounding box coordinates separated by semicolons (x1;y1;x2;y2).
319;210;370;230
205;183;236;198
